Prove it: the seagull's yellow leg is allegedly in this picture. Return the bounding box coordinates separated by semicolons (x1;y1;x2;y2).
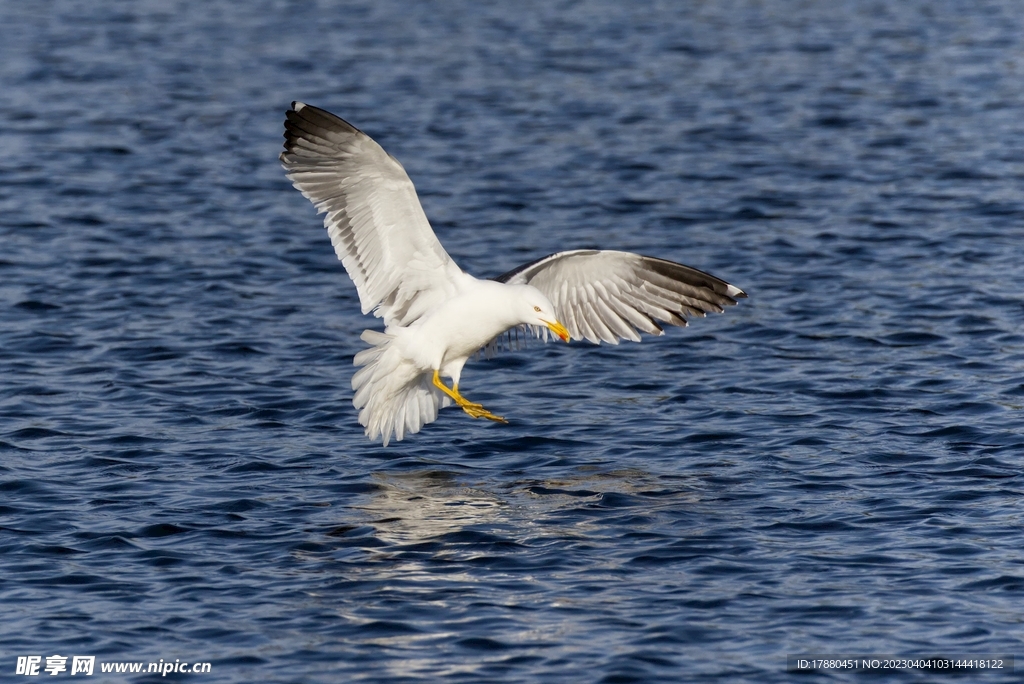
432;370;507;423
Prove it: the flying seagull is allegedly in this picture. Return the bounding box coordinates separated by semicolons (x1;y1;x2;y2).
280;102;746;445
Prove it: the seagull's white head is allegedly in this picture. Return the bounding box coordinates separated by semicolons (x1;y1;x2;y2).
514;285;571;343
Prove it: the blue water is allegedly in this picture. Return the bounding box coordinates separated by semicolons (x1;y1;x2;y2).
3;1;1023;681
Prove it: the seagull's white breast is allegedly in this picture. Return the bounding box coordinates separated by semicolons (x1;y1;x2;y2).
404;280;522;370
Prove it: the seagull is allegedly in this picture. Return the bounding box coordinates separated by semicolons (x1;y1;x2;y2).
280;102;746;445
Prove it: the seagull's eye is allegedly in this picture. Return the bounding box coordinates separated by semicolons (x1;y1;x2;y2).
533;306;541;312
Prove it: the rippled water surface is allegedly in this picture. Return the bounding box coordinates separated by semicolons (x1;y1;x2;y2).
3;1;1024;681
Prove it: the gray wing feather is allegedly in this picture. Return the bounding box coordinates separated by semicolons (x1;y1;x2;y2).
496;250;746;344
280;102;466;327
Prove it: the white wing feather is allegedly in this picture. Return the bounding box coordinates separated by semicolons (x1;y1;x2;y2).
497;250;746;344
280;102;469;327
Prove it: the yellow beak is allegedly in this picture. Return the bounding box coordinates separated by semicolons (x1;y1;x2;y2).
543;319;571;343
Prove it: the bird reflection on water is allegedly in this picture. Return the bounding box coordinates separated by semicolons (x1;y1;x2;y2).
357;470;507;548
314;465;714;676
343;466;704;550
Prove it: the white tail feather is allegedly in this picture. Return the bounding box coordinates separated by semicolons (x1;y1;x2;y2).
352;330;451;446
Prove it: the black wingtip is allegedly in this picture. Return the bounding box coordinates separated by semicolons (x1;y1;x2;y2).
283;101;365;138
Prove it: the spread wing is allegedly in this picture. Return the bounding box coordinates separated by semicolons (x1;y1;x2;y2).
280;102;468;327
496;250;746;344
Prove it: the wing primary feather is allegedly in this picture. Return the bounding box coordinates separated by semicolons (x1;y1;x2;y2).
594;295;637;342
619;289;684;328
581;305;611;343
583;282;622;344
609;296;663;336
640;269;730;311
592;280;638;339
641;255;746;300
